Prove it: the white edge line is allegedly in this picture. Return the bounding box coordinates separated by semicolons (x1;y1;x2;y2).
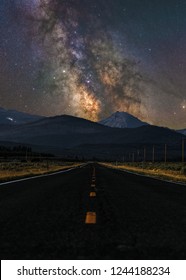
101;164;186;187
0;163;88;186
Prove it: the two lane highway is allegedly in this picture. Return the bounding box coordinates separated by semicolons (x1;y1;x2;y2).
0;163;186;259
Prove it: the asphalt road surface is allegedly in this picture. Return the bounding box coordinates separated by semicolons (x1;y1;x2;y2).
1;163;186;259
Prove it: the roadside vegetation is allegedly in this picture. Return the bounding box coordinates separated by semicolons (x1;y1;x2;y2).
0;161;81;182
101;162;186;183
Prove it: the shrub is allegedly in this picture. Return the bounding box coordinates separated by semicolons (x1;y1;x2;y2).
180;166;186;175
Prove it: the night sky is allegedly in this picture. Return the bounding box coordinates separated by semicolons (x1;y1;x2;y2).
0;0;186;129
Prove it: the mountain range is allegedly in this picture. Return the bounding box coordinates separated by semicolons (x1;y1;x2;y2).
0;108;185;160
0;107;43;125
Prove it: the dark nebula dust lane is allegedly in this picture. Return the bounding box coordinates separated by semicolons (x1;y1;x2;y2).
0;0;186;128
0;163;186;259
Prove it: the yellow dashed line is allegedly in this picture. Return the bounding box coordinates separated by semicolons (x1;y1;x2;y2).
85;212;96;224
84;168;97;225
90;192;96;197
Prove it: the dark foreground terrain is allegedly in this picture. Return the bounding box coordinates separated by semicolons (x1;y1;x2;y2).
1;163;186;259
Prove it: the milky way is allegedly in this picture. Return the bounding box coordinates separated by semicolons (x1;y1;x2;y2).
0;0;186;128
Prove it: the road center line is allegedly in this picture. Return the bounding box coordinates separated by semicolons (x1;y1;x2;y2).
85;212;96;224
90;192;96;197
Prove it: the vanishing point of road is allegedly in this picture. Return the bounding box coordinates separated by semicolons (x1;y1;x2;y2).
1;163;186;259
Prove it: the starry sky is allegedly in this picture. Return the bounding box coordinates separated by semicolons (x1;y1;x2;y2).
0;0;186;129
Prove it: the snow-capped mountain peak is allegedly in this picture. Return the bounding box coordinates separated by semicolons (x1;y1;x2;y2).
177;129;186;135
99;111;148;128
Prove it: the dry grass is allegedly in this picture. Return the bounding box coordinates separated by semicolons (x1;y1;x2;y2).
0;161;81;182
101;162;186;184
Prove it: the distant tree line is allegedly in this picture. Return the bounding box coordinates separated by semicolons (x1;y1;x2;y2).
0;145;54;160
0;145;32;153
